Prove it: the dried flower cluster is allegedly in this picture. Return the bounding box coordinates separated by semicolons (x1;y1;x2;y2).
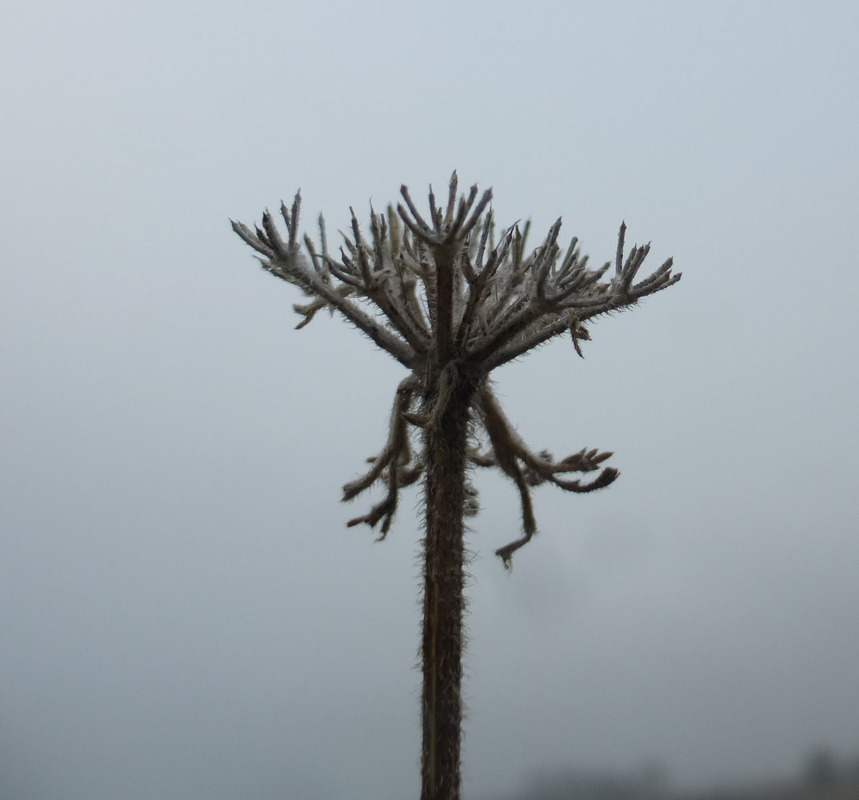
234;173;680;800
232;172;680;567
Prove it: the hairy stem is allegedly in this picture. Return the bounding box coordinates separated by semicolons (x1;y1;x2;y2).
420;371;476;800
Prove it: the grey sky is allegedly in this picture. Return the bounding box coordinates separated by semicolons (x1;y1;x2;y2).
2;1;858;798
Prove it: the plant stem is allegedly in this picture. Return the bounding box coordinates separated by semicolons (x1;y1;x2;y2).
420;372;476;800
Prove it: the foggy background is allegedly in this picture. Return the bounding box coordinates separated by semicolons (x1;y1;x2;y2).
2;2;858;798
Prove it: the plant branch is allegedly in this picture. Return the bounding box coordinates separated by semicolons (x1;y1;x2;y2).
343;376;422;539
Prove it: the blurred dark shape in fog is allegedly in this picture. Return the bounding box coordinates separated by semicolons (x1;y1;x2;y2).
488;748;859;800
527;761;669;800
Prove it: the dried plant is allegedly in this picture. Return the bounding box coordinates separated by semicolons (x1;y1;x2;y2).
232;173;680;800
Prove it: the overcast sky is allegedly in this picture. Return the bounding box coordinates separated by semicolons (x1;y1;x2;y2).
2;2;858;799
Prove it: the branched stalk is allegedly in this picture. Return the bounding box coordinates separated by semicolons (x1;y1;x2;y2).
232;172;680;800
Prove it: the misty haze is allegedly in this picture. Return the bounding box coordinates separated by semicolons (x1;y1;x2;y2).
2;2;858;799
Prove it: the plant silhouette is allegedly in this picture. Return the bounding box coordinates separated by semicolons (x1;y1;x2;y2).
232;173;680;800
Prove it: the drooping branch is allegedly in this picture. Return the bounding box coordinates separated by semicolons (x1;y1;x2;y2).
342;376;424;539
474;384;618;568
